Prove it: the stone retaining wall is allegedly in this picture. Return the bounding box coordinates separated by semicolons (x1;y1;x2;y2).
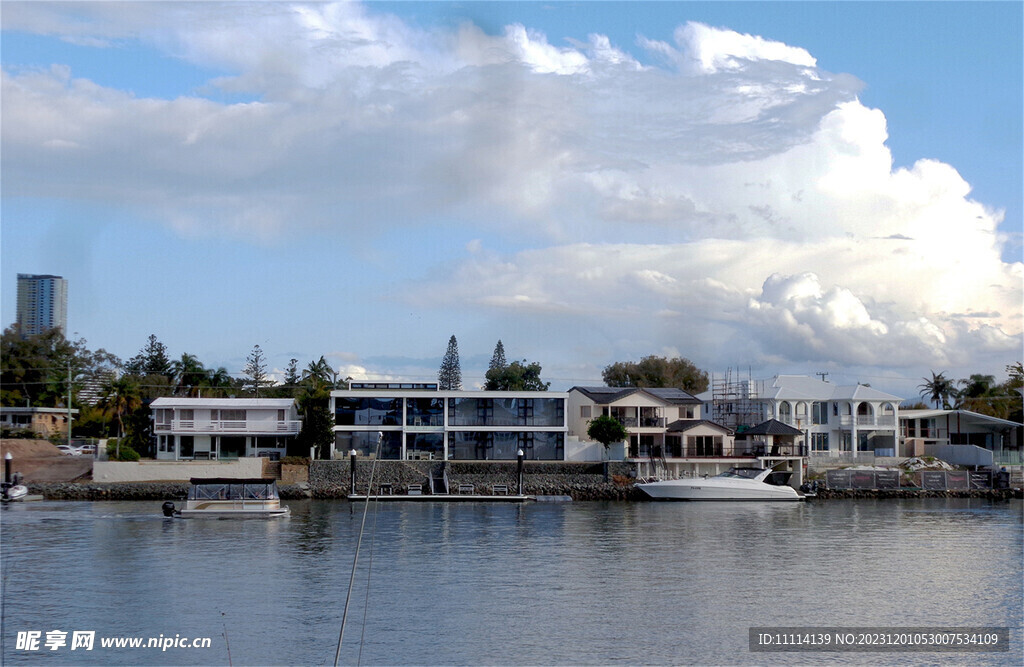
309;460;639;499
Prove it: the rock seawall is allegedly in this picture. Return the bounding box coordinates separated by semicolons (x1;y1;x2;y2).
309;460;640;500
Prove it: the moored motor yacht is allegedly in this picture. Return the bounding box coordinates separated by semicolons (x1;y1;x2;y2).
162;478;290;518
637;467;804;501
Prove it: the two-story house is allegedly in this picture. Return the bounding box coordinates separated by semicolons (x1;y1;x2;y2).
151;397;301;461
566;386;783;478
701;375;902;460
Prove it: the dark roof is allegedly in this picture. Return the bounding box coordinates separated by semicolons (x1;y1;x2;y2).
743;419;804;436
665;419;734;435
571;386;701;405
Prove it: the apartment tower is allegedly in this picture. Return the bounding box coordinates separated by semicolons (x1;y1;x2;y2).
16;273;67;336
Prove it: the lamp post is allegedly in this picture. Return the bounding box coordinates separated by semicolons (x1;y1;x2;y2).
517;449;525;496
349;449;358;496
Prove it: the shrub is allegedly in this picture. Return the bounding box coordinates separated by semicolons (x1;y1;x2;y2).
106;440;141;461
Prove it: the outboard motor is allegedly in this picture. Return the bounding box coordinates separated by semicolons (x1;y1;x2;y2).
161;501;178;517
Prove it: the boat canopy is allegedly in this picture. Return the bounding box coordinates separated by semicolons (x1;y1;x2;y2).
187;478;279;501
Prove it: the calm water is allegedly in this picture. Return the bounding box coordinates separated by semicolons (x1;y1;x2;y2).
1;498;1021;666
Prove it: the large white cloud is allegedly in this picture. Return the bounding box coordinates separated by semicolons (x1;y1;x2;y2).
2;2;1019;387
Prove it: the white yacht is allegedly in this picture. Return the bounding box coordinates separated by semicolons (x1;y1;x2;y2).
637;467;804;501
162;478;290;518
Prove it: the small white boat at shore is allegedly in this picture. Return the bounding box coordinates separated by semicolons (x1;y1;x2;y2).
163;478;290;518
637;467;804;501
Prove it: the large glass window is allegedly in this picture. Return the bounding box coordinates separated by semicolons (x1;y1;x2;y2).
449;398;564;427
448;431;564;460
449;398;491;426
335;398;402;426
406;398;444;426
335;431;401;459
689;435;723;456
405;433;444;460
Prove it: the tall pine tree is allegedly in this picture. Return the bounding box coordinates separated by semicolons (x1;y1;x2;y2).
438;335;462;390
242;344;274;397
488;340;507;376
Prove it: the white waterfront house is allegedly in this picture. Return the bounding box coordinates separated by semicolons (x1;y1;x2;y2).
701;375;902;460
151;397;301;461
330;383;568;460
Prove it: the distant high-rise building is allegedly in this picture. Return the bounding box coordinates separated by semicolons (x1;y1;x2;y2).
16;273;67;336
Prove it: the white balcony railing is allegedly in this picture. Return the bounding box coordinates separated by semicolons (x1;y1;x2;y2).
839;415;896;429
154;419;301;434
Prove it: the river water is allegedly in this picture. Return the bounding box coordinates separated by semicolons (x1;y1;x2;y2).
1;498;1021;666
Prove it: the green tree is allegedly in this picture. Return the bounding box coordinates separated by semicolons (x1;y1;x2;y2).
125;334;171;376
295;371;334;459
484;360;549;391
1;327;120;408
587;414;628;457
170;353;207;397
200;366;235;398
284;358;301;387
304;356;335;386
242;344;274;397
918;371;955;409
602;355;709;393
438;335;462;390
488;340;507;376
97;376;142;458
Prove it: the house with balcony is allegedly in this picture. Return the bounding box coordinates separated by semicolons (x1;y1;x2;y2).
701;375;902;461
565;386;806;481
151;397;301;461
331;383;567;461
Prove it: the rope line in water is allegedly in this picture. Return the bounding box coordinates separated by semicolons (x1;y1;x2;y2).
334;435;383;667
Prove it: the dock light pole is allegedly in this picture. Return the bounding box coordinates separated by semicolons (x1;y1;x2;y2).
517;449;524;496
349;449;358;495
4;452;11;486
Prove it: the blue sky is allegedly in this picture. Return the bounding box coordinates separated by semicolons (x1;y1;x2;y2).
2;1;1021;399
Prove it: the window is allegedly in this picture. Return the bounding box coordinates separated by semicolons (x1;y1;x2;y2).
811;433;829;451
812;402;828;425
221;409;245;422
580;406;592;419
690;435;723;456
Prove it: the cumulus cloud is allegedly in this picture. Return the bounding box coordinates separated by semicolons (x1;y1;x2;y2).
2;2;1019;386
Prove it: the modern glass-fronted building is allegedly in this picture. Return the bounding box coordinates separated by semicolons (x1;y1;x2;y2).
331;385;568;461
16;273;67;336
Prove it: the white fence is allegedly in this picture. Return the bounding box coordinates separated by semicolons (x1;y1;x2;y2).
94;457;263;482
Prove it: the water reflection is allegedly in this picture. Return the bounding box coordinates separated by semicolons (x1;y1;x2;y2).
0;499;1020;666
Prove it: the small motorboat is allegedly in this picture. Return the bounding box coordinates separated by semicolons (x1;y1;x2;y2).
637;467;804;501
2;464;29;502
162;478;290;518
1;482;29;502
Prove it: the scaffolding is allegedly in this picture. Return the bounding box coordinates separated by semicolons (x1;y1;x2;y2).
710;368;765;432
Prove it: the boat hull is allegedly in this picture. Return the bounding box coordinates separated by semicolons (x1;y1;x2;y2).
177;500;290;518
638;479;802;501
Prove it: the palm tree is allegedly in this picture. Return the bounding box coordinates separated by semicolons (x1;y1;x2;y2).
201;366;235;397
918;371;954;409
98;376;142;458
303;356;335;388
170;353;207;397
